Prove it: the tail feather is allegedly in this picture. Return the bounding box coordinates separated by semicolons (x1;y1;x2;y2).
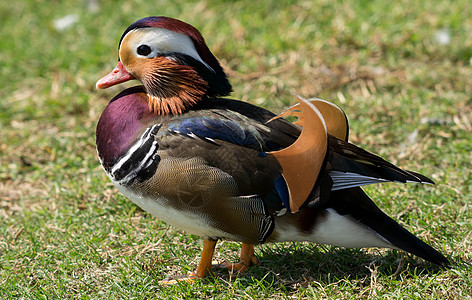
328;136;435;189
329;187;448;265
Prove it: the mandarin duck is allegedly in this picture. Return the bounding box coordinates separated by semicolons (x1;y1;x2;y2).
95;16;448;282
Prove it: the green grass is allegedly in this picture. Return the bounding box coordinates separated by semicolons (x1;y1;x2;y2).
1;0;471;298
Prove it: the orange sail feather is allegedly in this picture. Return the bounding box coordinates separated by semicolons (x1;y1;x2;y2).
269;97;349;141
269;96;328;213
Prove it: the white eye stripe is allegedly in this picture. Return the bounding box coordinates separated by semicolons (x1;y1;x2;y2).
123;27;214;72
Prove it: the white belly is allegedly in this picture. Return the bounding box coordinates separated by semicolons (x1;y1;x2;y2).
274;208;396;249
112;177;395;249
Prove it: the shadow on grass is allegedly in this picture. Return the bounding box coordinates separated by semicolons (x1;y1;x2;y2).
210;244;448;288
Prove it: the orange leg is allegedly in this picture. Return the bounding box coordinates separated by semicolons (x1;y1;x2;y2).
218;243;258;274
195;238;217;278
159;238;217;284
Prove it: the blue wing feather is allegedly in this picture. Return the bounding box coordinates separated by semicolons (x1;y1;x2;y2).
168;116;263;148
274;174;290;210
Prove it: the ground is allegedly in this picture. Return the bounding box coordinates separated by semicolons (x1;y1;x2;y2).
1;0;471;298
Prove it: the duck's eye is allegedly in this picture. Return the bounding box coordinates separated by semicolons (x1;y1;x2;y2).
137;44;152;56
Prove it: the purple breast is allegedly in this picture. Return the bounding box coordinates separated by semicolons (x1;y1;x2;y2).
96;87;156;170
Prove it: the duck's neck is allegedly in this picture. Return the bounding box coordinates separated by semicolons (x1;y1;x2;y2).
146;92;206;115
141;59;209;115
139;55;233;114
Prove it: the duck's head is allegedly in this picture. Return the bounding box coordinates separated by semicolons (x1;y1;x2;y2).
96;16;232;114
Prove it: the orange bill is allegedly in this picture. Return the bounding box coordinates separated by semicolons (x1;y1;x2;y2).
269;96;328;213
96;61;136;90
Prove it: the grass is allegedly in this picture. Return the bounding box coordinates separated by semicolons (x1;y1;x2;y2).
1;0;471;298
